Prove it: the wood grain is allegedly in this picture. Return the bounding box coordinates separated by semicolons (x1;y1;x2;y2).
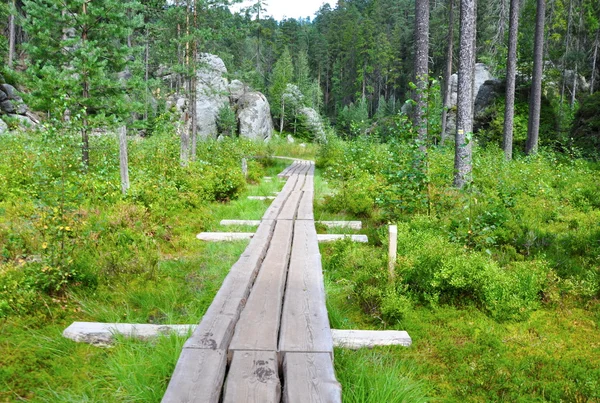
229;220;294;352
161;348;227;403
282;352;342;403
223;351;281;403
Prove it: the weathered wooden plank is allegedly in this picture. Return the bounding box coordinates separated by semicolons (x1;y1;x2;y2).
219;220;363;230
279;221;333;355
161;348;227;403
278;190;303;220
331;329;412;349
262;175;299;220
248;196;277;200
316;234;368;243
197;232;254;241
185;220;276;350
317;221;362;230
63;322;193;346
297;191;314;221
229;220;294;352
220;220;262;226
197;232;368;244
223;351;281;403
282;353;342;403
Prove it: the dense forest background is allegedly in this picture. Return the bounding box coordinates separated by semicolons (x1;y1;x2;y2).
2;0;599;151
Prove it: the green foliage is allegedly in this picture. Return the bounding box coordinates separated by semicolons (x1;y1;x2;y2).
571;91;600;159
216;104;237;137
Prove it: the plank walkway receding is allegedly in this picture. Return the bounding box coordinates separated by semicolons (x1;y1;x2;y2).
162;159;342;403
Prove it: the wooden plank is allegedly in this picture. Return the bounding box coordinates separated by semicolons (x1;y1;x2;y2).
262;175;299;220
185;220;276;350
223;350;281;403
282;353;342;403
220;220;261;226
248;196;276;200
279;221;333;355
63;322;193;346
331;329;412;349
161;348;227;403
317;234;368;243
317;221;362;230
278;190;302;220
297;191;314;221
229;220;294;352
197;232;254;241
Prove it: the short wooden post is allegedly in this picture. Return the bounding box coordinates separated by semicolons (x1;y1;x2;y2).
241;157;248;179
388;225;397;280
118;126;130;195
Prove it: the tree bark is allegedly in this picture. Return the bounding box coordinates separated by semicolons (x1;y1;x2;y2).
453;0;476;189
525;0;545;156
119;126;130;195
81;0;90;168
190;0;198;160
8;0;15;68
441;0;455;145
502;0;520;160
413;0;430;150
592;29;599;95
280;98;285;134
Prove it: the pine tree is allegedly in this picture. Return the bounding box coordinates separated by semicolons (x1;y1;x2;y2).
414;0;430;150
23;0;141;167
270;47;294;133
454;0;476;189
526;0;546;155
503;0;520;160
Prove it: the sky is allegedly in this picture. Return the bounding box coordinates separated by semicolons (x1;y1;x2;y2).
231;0;330;21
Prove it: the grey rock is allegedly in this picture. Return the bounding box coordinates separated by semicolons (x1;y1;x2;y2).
474;79;503;116
15;101;28;115
287;134;295;143
118;68;132;81
7;114;35;128
0;100;15;114
0;89;7;103
236;91;273;141
229;79;249;102
0;119;8;134
195;53;230;139
1;84;18;100
298;106;326;142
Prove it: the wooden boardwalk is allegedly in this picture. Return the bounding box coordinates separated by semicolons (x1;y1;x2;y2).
162;160;342;403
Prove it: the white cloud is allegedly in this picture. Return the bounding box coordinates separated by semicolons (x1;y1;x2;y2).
231;0;330;21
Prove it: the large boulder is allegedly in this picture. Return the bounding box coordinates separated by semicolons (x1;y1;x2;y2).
298;107;326;142
236;91;273;141
229;79;250;102
0;100;15;114
0;119;8;135
195;53;229;139
444;63;497;139
563;70;590;94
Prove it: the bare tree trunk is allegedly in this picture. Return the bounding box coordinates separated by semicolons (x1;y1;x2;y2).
453;0;476;189
441;0;455;145
8;0;15;68
144;27;149;122
81;1;90;169
503;0;520;160
571;62;578;107
413;0;430;150
592;29;599;94
526;0;546;155
280;98;285;134
180;117;189;166
559;0;573;116
119;126;130;195
190;0;198;160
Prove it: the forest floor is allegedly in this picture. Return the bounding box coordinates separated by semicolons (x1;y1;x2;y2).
1;133;599;402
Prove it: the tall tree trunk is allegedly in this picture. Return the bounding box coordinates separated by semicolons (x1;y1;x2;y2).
441;0;455;145
144;27;149;122
414;0;430;150
526;0;545;155
502;0;520;160
81;1;90;168
8;0;15;68
119;126;130;195
453;0;476;189
280;98;285;134
190;0;198;160
559;0;573;115
592;29;599;94
571;62;578;107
